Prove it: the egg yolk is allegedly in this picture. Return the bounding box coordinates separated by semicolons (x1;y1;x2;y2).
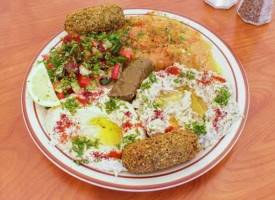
155;90;184;106
176;86;207;117
88;117;123;146
190;92;208;117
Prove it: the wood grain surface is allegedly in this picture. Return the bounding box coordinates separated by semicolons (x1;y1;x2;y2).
1;0;275;199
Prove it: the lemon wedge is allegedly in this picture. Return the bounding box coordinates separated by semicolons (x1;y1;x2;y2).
27;62;60;107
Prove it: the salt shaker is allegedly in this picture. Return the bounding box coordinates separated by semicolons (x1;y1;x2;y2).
237;0;274;25
205;0;238;9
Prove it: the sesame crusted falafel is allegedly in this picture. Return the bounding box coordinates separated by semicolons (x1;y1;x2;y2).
122;130;200;174
64;4;126;34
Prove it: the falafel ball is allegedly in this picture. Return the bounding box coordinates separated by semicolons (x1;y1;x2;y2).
64;4;126;34
122;130;200;174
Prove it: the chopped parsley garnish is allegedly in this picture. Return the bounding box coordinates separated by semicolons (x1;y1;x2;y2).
104;52;127;65
149;74;157;83
61;98;80;115
179;35;185;41
173;78;180;83
153;102;163;109
192;122;207;135
141;73;157;90
71;136;99;157
73;159;89;165
178;71;195;80
179;72;185;77
125;39;132;44
214;87;231;106
184;123;192;130
185;121;207;136
110;41;122;54
140;81;151;90
122;134;139;147
186;71;195;80
105;97;120;114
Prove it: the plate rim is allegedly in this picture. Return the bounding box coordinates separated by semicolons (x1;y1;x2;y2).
21;8;250;192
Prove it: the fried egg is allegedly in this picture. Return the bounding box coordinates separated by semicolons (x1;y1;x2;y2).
45;99;145;173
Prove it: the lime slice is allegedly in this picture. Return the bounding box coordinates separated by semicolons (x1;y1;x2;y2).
27;62;60;107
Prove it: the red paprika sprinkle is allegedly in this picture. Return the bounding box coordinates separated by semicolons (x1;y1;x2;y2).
108;150;122;159
166;67;180;75
121;120;133;131
124;111;132;118
211;75;226;83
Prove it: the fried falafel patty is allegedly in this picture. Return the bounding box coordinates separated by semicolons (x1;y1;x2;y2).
122;130;200;174
64;4;126;34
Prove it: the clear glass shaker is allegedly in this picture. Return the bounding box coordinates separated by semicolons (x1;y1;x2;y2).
237;0;274;25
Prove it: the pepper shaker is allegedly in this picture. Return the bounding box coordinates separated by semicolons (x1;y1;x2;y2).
237;0;274;25
205;0;238;9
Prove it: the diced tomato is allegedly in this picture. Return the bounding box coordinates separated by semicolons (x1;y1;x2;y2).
90;73;95;80
47;63;53;69
42;54;49;61
77;75;91;87
211;75;226;83
63;34;74;43
76;96;88;106
164;126;176;133
67;88;74;94
74;35;81;44
119;48;133;60
56;92;65;100
111;64;120;79
166;67;180;75
108;150;122;159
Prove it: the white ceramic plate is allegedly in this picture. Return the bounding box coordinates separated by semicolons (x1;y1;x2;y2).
22;9;249;192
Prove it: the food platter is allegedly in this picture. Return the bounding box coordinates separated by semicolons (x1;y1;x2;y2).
21;9;249;192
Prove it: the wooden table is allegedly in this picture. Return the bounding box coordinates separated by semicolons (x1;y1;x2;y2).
1;0;275;199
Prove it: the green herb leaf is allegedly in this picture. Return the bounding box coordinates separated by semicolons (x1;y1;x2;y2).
153;102;163;109
192;122;207;135
179;35;185;41
122;134;139;147
186;71;195;80
140;81;151;90
179;72;185;77
185;121;207;136
111;41;122;54
149;74;157;83
61;98;80;115
71;136;99;157
105;97;120;114
214;87;231;106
